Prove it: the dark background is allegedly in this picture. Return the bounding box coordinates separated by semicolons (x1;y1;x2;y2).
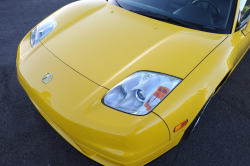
1;0;250;165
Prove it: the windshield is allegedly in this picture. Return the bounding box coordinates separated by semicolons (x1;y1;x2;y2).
108;0;237;34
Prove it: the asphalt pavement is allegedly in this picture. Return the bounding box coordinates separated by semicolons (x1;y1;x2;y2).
1;0;250;165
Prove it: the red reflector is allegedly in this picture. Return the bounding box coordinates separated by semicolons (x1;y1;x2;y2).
174;120;188;132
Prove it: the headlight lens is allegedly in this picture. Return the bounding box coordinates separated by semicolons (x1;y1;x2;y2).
30;16;57;47
102;71;182;115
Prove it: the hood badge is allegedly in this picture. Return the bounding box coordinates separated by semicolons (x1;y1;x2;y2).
41;73;53;84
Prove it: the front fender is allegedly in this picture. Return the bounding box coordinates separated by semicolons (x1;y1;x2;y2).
154;33;242;141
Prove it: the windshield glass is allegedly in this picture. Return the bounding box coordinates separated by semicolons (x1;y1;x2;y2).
108;0;237;34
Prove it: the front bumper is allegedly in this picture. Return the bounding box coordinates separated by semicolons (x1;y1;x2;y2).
24;97;183;166
16;34;182;166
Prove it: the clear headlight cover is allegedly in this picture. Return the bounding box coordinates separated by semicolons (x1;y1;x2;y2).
102;71;182;115
30;16;56;47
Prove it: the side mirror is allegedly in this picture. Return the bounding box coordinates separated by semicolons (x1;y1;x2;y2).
237;11;241;27
242;19;250;35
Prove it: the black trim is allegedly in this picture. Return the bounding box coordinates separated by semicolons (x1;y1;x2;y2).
242;30;246;36
152;111;171;141
181;90;214;140
40;42;110;90
214;70;231;93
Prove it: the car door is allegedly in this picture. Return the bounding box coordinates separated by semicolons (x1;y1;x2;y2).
238;0;250;56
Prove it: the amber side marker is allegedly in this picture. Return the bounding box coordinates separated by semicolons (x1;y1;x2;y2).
174;120;188;132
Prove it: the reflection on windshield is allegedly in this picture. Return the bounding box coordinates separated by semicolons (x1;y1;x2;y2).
109;0;237;34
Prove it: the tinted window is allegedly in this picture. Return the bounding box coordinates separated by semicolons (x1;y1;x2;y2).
240;0;250;21
109;0;237;34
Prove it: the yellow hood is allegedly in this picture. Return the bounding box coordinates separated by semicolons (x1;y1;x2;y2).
41;0;227;89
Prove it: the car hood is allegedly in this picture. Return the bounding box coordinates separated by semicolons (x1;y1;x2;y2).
41;0;227;89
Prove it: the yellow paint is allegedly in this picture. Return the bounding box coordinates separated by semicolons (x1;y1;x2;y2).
242;20;250;35
17;0;249;165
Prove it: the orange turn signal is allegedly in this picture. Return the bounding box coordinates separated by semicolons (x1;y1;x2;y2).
174;120;188;132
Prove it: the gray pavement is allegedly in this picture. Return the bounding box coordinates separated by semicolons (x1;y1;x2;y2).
0;0;250;165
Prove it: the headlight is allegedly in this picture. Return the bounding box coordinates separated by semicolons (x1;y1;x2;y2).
30;16;57;47
102;71;182;115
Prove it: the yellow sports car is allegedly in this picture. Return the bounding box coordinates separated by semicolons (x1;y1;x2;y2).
16;0;250;165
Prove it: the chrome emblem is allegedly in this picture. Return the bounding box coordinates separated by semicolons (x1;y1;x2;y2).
41;73;53;84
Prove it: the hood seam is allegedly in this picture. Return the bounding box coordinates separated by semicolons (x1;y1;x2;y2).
40;41;110;90
183;35;229;80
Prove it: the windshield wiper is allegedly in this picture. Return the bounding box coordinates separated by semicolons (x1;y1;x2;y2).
114;0;123;8
165;16;199;30
130;10;199;30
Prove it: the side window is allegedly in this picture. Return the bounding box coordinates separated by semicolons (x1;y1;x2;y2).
240;0;250;22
